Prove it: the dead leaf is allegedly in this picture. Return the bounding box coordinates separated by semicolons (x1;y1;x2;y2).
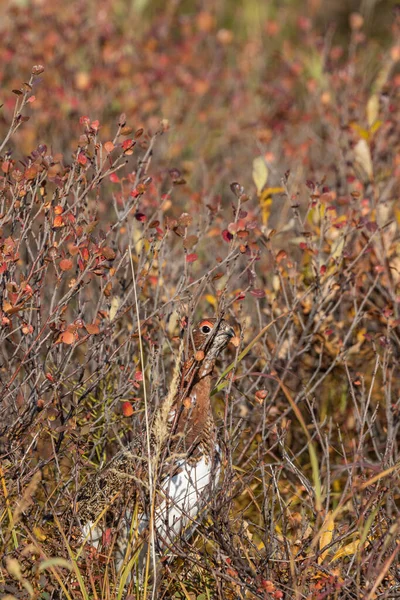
318;510;335;564
330;539;361;562
354;138;373;180
109;296;120;321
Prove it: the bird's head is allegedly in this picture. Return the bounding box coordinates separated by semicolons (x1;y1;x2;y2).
190;318;235;376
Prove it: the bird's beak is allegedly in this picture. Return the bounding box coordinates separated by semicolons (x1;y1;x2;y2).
226;326;235;339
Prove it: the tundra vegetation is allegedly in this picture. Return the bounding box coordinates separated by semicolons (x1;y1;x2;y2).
0;1;399;598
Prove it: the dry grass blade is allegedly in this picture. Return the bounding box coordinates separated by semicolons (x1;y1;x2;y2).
129;245;157;597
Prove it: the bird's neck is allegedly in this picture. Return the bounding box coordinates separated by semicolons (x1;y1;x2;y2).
174;373;214;451
197;356;216;379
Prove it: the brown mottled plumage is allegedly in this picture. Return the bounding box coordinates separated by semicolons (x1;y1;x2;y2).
77;318;234;558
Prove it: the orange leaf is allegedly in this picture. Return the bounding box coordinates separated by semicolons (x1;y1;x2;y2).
195;350;205;361
101;246;116;260
53;215;64;228
230;335;240;348
59;259;73;271
60;331;75;345
85;323;100;335
25;166;38;180
276;250;287;263
2;301;12;313
122;401;134;417
255;389;267;403
104;141;115;153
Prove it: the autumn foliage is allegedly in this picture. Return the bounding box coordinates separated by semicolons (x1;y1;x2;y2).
1;1;400;599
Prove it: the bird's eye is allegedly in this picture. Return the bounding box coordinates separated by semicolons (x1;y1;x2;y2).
201;325;211;334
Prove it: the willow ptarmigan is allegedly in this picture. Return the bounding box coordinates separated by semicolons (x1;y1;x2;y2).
76;317;235;573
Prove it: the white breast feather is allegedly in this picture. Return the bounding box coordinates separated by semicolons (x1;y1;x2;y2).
154;454;219;546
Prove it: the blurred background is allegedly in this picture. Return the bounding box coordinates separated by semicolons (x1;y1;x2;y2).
0;0;397;203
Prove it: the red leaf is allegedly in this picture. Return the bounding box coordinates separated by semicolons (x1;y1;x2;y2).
186;253;198;263
222;229;233;242
366;221;378;233
102;528;113;547
122;139;134;151
78;152;87;165
109;173;120;183
250;289;265;298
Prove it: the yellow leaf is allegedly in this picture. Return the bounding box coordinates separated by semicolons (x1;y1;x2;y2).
394;208;400;226
331;234;345;260
261;196;272;226
357;328;367;343
259;187;284;226
318;510;334;564
370;119;383;136
205;294;217;307
350;122;369;140
261;186;285;197
252;156;268;194
367;94;379;128
330;539;360;563
33;526;47;541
